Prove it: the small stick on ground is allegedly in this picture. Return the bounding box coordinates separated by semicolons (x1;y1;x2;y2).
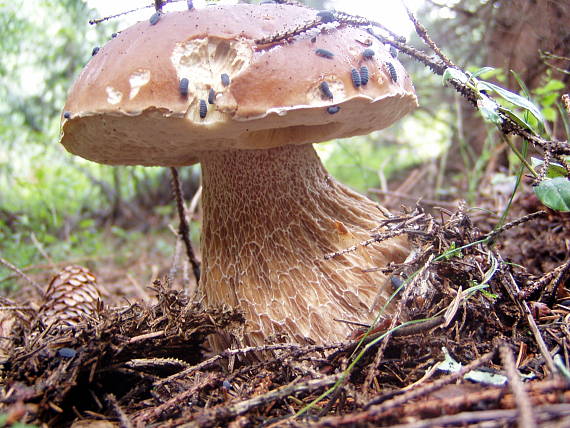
519;259;570;300
136;372;218;425
501;259;557;374
500;343;536;428
106;393;134;428
0;256;43;294
382;404;570;428
312;348;497;427
155;342;339;388
169;167;201;284
484;210;546;243
186;374;343;428
362;255;435;397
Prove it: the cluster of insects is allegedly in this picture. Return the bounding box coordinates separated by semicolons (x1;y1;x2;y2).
73;3;403;123
176;72;233;120
314;41;398;115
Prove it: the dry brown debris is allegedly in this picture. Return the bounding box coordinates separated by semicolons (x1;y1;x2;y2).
1;204;569;427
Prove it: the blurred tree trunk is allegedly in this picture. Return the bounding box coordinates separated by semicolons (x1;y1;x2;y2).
455;0;569;169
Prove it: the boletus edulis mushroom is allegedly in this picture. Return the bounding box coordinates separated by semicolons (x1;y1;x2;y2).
60;3;418;349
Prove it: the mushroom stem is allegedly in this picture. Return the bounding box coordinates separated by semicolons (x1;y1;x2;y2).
198;143;409;347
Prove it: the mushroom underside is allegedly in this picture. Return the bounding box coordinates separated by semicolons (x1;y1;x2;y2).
198;143;409;348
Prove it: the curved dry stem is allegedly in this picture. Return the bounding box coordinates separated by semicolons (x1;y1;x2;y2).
198;144;409;348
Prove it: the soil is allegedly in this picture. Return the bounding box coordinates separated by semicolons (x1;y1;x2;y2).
1;189;569;427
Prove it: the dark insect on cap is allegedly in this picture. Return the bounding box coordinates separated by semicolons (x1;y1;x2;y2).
221;73;230;86
390;46;398;58
319;81;333;100
111;32;117;38
63;111;71;119
91;46;100;56
199;99;207;118
386;62;398;82
327;105;340;114
187;0;194;9
316;10;336;23
315;48;334;59
208;88;216;104
362;48;375;59
351;68;361;88
359;65;369;86
179;78;189;97
149;12;161;25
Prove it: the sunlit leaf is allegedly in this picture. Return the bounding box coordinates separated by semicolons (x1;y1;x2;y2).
478;80;545;125
531;157;569;179
534;177;570;212
443;67;469;86
477;96;501;125
470;66;495;79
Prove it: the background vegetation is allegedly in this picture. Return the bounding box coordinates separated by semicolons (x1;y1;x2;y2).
0;0;568;293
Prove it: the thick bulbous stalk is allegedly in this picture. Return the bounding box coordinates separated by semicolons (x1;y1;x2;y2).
198;143;408;348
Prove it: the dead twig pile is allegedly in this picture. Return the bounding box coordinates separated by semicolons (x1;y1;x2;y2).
1;203;569;426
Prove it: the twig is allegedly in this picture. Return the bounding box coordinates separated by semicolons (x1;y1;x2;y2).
0;256;43;294
383;404;570;428
155;342;339;388
368;189;457;208
136;372;218;424
484;210;546;243
324;229;409;260
169;167;201;284
500;344;536;428
314;348;496;426
106;393;134;428
500;258;557;374
88;0;185;24
30;233;57;273
186;374;343;428
363;255;435;395
127;330;165;344
402;3;456;69
519;259;570;300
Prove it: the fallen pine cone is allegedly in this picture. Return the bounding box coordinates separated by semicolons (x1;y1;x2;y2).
39;265;102;329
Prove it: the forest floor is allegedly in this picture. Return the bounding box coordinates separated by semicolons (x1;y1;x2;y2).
1;177;570;427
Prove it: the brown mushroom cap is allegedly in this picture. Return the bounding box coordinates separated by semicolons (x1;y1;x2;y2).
60;4;417;166
61;4;418;349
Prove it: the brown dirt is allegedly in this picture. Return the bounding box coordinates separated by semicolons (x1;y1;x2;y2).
1;195;569;427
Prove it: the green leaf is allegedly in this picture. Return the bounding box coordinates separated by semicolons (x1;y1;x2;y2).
443;67;469;86
534;177;570;212
477;96;501;125
542;106;557;122
478;81;545;124
498;106;536;134
531;157;568;178
470;67;495;79
534;79;565;95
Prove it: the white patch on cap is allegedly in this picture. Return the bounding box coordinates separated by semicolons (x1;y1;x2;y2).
106;87;123;105
129;69;151;100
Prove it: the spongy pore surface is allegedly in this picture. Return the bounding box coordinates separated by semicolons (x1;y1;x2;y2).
200;144;409;348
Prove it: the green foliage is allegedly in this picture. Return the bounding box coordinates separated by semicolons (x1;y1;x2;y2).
443;65;570;212
533;177;570;212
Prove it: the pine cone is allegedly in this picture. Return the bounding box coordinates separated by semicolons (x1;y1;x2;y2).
40;265;102;329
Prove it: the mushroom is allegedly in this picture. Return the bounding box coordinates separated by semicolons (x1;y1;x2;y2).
60;4;418;348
